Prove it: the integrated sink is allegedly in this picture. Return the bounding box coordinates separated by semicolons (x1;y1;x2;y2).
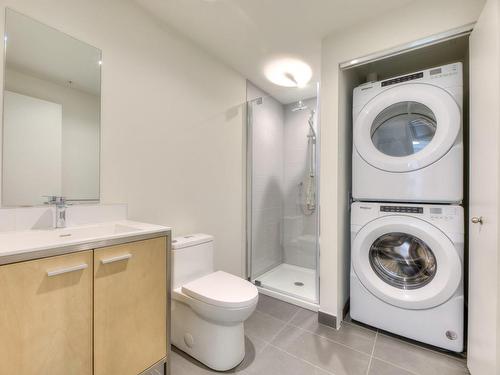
0;220;170;263
56;223;142;240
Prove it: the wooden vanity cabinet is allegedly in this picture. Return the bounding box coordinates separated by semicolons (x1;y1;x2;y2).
94;237;168;375
0;235;169;375
0;251;93;375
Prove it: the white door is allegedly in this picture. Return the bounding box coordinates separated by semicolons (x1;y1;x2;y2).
468;0;500;373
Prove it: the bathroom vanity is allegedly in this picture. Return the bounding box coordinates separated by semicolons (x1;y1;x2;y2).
0;220;171;375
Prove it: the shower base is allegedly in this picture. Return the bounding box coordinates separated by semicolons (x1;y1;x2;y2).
255;263;317;307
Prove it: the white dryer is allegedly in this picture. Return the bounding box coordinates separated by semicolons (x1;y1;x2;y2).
350;202;464;352
352;63;463;203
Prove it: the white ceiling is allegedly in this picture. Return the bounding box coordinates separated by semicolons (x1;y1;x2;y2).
6;9;101;96
135;0;415;103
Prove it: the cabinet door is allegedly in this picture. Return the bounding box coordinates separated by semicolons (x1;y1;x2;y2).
94;237;167;375
468;0;500;373
0;251;93;375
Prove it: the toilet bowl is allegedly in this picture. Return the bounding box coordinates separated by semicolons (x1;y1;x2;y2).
171;234;258;371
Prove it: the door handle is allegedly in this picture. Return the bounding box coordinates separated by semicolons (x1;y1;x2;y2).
100;253;132;264
471;216;483;224
47;263;88;277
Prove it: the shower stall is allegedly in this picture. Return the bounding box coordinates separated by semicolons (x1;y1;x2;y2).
246;82;320;309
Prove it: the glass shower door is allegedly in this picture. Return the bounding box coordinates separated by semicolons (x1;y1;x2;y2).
246;81;320;306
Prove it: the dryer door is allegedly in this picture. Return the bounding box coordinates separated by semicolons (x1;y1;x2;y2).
352;215;461;310
354;83;460;172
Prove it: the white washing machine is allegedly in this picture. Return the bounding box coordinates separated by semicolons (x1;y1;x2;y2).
352;63;463;203
350;201;464;352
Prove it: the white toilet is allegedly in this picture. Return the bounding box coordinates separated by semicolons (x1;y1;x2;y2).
171;234;258;371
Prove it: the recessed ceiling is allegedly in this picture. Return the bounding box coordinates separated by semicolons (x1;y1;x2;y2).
134;0;415;103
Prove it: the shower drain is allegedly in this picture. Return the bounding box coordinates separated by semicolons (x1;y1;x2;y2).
294;282;304;287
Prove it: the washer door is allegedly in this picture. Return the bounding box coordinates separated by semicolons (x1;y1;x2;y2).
352;215;461;310
354;83;460;172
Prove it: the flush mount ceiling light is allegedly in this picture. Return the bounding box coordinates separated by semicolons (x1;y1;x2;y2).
265;58;312;88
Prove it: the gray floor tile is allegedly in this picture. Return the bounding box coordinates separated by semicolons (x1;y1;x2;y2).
245;310;287;342
344;316;379;333
171;336;262;374
290;308;377;354
232;337;261;374
373;334;468;375
368;359;416;375
170;347;216;375
272;325;371;375
256;293;300;322
243;345;332;375
246;332;268;354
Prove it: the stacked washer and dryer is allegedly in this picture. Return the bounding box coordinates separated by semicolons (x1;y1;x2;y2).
350;63;465;352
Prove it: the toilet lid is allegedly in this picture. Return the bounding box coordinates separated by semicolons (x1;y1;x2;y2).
181;271;258;308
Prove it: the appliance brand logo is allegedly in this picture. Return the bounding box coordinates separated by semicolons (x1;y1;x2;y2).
359;206;372;210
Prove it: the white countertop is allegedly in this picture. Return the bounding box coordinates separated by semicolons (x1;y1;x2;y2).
0;220;171;261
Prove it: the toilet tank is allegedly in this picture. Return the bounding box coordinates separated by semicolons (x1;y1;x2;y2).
171;234;214;289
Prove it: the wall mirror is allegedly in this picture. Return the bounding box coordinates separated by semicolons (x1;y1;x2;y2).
2;9;101;207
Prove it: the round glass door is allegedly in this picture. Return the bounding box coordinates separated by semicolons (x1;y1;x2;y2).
371;102;436;157
353;84;460;172
351;215;462;309
369;232;437;290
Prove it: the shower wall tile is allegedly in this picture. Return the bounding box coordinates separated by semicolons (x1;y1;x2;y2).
252;175;283;210
283;97;318;268
249;82;285;277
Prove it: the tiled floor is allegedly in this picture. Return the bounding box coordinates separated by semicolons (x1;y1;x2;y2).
171;294;469;375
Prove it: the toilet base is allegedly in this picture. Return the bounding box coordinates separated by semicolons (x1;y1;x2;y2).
171;300;246;371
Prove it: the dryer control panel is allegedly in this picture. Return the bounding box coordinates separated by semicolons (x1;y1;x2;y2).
381;72;423;87
380;205;423;214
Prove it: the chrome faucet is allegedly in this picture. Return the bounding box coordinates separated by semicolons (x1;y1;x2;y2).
44;196;68;228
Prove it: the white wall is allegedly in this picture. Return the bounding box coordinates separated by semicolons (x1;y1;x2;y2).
0;0;247;276
247;82;284;277
320;0;486;322
5;68;100;200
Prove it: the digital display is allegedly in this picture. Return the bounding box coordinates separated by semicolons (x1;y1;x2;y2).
430;207;443;214
430;68;442;75
380;205;423;214
381;72;424;87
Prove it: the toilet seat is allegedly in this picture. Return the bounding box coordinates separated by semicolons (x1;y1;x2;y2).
181;271;258;308
173;271;258;325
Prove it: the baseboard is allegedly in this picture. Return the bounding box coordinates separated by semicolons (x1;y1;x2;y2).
342;298;350;320
318;311;337;328
257;287;319;312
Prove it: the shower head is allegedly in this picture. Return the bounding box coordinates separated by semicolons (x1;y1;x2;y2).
291;100;308;112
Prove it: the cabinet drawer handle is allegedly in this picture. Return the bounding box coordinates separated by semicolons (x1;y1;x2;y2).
47;263;88;277
100;253;132;265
